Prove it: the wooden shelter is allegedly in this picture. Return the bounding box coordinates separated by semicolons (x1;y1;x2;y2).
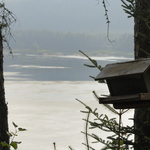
95;58;150;109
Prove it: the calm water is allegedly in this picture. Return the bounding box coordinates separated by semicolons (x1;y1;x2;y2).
4;54;132;81
4;54;134;150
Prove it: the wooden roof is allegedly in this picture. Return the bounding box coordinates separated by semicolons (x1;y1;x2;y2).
95;58;150;80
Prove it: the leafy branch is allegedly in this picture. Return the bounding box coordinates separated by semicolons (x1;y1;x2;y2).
77;99;134;149
0;2;16;53
121;0;136;18
79;50;102;71
1;122;26;150
79;50;104;81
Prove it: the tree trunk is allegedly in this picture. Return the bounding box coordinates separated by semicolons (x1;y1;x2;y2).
134;0;150;149
134;0;150;59
0;28;9;150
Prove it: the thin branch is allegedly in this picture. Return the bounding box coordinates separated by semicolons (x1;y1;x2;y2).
82;143;95;150
53;142;56;150
0;2;16;53
85;110;91;150
102;0;113;43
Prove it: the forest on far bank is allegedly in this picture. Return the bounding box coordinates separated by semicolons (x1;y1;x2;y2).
8;30;134;57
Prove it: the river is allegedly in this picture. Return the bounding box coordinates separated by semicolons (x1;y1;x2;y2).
4;54;134;150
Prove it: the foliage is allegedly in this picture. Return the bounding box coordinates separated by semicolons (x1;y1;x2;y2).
78;51;135;149
120;0;150;58
78;0;150;149
1;122;26;150
52;142;75;150
121;0;136;18
79;50;103;71
77;99;134;150
79;51;150;149
0;2;16;51
79;50;105;82
0;2;16;150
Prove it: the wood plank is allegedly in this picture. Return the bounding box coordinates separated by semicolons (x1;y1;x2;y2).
95;59;150;80
140;93;150;100
99;94;139;104
99;93;150;104
113;101;150;109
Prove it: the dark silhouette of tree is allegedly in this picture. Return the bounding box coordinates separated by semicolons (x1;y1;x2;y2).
133;0;150;149
0;3;16;150
103;0;150;149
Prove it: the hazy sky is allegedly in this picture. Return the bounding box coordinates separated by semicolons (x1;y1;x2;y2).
5;0;134;33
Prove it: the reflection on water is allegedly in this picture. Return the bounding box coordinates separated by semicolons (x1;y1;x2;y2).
4;54;134;150
6;81;134;150
8;64;70;69
4;54;133;81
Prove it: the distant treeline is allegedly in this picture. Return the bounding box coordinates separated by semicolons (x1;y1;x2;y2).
9;30;134;57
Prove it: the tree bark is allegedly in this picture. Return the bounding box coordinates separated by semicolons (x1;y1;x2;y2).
0;28;9;150
134;0;150;59
134;0;150;149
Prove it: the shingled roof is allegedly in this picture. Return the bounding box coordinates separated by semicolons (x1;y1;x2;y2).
95;58;150;80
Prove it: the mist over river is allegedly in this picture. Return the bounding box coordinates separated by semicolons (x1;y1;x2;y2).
4;54;134;150
4;54;132;81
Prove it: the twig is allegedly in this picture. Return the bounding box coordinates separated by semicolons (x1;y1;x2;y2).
85;110;91;150
53;142;56;150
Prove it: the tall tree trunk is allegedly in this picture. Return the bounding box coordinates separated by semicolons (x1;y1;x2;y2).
134;0;150;149
0;28;9;150
134;0;150;59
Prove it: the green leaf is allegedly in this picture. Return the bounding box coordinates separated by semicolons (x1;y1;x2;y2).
103;104;119;115
18;128;27;131
79;50;102;71
98;65;103;71
89;76;95;80
10;142;17;150
92;134;100;141
12;122;18;128
84;64;96;68
85;106;92;112
6;131;13;137
98;80;105;83
10;132;18;137
120;140;124;145
91;59;97;67
1;142;10;148
80;111;89;113
10;141;21;150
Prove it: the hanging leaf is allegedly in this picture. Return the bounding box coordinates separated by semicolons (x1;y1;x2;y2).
79;50;102;71
84;64;96;68
12;122;18;128
85;106;92;112
98;79;105;83
10;132;18;137
89;76;95;80
121;0;135;17
18;128;27;132
1;142;10;148
10;142;18;150
6;131;13;137
91;59;98;67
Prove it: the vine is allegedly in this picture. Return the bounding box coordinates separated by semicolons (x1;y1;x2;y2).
102;0;111;42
